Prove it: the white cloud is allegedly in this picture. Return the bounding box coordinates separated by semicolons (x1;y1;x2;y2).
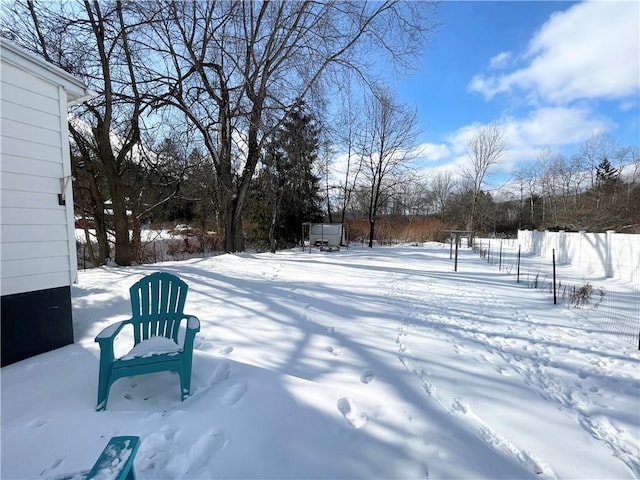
445;123;486;154
502;106;614;149
419;107;613;179
469;1;640;104
416;142;451;161
489;51;512;70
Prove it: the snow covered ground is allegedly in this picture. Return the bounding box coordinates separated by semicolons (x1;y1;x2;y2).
2;242;639;479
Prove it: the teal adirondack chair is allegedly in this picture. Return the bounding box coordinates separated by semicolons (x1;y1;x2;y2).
95;272;201;411
54;436;141;480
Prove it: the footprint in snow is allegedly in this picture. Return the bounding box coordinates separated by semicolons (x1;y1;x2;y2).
337;397;367;429
360;369;375;384
325;346;342;356
39;457;65;477
451;398;469;414
219;345;234;355
208;362;231;387
196;340;214;350
164;429;227;478
136;428;178;472
27;418;47;429
220;382;248;406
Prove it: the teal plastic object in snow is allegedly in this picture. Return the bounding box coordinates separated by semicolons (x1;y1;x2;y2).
53;436;141;480
94;272;200;411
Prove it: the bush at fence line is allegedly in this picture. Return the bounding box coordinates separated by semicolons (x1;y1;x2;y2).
77;230;223;269
561;282;606;309
135;242;155;264
568;282;593;308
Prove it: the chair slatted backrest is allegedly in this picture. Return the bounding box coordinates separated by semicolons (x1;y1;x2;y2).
129;272;188;344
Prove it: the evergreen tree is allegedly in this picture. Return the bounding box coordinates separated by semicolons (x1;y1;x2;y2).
596;157;618;185
247;105;323;251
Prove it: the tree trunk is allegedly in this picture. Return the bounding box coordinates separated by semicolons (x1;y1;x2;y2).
100;140;131;265
131;211;142;264
368;220;375;248
111;188;131;266
92;200;110;264
269;208;278;254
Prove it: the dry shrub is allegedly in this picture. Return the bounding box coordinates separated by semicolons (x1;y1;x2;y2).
346;217;448;244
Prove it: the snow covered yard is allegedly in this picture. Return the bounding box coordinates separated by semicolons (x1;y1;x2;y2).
1;243;638;479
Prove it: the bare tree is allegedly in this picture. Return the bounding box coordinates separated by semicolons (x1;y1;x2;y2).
617;146;640;209
139;1;436;252
511;161;540;229
429;171;455;222
461;122;506;231
358;85;420;247
331;81;366;225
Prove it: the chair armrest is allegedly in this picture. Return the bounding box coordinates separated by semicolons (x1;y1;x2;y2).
95;320;128;342
181;315;200;353
95;320;131;364
186;315;200;332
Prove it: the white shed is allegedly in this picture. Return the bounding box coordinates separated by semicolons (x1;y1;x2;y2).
303;223;347;250
1;38;95;366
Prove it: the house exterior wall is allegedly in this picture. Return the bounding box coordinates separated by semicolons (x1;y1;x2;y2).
1;39;92;366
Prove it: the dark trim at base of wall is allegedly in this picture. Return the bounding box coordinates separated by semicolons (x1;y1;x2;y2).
1;286;74;367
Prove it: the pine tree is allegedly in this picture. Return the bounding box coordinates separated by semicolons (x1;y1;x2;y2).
247;105;323;251
596;157;618;185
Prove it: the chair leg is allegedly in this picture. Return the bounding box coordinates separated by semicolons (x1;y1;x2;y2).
179;367;191;401
96;387;109;411
96;370;112;411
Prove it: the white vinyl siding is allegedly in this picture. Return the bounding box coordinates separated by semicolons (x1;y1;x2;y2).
1;115;64;148
2;137;66;166
1;79;60;113
1;41;89;297
0;239;69;260
0;206;67;225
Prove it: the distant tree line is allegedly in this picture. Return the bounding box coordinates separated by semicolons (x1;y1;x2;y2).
334;132;639;241
508;137;640;233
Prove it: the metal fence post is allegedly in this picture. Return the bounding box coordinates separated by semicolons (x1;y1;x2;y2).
552;248;557;305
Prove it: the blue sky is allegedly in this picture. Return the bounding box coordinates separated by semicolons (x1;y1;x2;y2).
391;1;640;180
